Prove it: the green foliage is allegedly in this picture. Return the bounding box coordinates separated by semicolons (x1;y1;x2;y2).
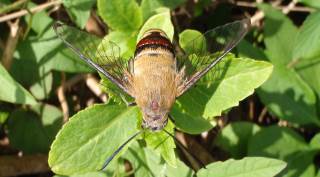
0;63;37;105
1;0;319;176
48;104;140;175
97;0;142;33
197;157;286;177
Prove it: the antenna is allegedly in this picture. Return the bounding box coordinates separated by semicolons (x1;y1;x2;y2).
100;130;143;171
163;129;206;170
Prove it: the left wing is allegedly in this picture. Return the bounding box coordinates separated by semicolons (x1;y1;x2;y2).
53;22;132;96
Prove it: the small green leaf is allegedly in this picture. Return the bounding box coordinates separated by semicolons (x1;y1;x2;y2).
197;157;286;177
293;11;320;60
48;104;140;175
257;65;319;125
63;0;95;28
310;133;320;150
258;3;298;66
144;120;176;167
215;121;261;158
97;0;142;32
7;104;62;153
137;8;174;42
179;29;206;55
0;64;37;105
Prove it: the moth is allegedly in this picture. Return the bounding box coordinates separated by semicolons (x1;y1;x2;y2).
53;18;250;169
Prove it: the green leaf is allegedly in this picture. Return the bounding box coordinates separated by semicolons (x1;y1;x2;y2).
258;3;298;66
293;11;320;60
63;0;96;28
124;141;194;177
7;104;62;153
0;64;37;105
248;126;316;177
124;141;166;177
215;121;261;158
179;29;206;55
257;65;319;125
48;104;140;175
137;8;174;42
140;0;186;21
237;40;267;60
25;2;53;35
97;0;142;32
144;120;176;167
166;158;194;177
170;103;213;134
197;157;286;177
30;71;52;100
310;133;320;150
297;0;320;9
295;57;320;100
179;56;273;119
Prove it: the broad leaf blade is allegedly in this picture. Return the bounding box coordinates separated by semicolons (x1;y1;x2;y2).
0;64;37;105
97;0;142;32
197;157;286;177
48;104;140;175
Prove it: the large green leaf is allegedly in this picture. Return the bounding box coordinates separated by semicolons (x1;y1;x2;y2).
48;104;140;175
179;29;206;55
63;0;96;28
215;121;261;158
258;3;298;66
144;121;176;167
197;157;286;177
137;8;174;42
293;11;320;60
30;71;52;100
7;104;62;153
178;56;273;119
248;126;317;177
0;64;37;105
97;0;142;32
257;65;319;125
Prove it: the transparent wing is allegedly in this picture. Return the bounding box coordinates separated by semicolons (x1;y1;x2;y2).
177;19;251;97
53;21;131;95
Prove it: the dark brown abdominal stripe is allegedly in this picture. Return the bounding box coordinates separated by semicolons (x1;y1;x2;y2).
134;31;174;56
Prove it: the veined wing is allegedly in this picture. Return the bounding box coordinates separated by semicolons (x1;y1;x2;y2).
53;22;131;96
177;19;251;97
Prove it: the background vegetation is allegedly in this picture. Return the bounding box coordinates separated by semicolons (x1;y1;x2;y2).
0;0;319;177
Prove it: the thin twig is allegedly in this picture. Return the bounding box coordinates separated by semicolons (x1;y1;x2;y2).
258;107;268;123
0;0;62;23
57;74;86;123
85;74;107;102
1;19;21;70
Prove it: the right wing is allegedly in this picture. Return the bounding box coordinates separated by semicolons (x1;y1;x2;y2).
53;22;132;96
